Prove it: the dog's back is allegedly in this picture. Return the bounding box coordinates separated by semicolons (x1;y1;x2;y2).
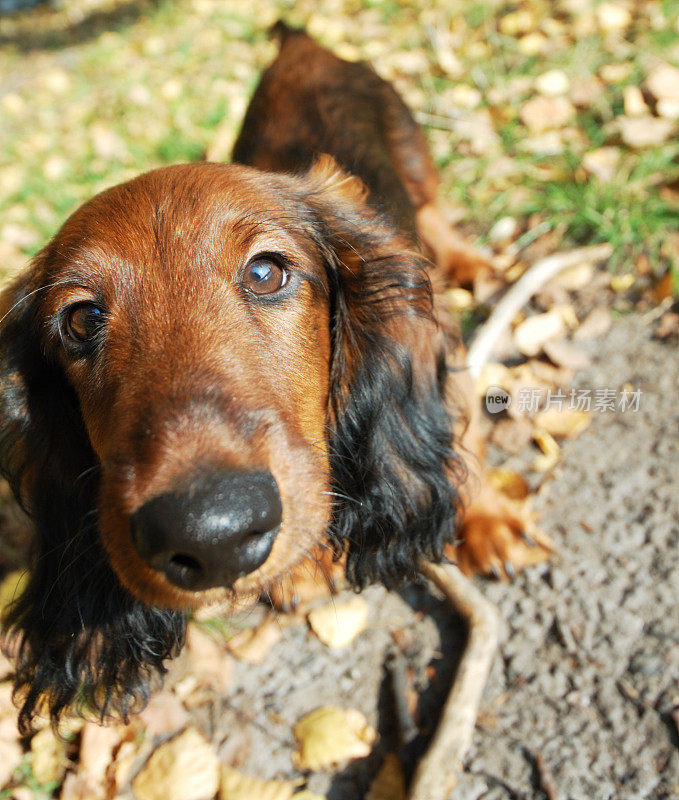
232;22;440;237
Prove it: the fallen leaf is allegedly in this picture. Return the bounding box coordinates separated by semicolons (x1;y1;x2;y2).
532;428;561;471
78;722;122;787
548;261;595;291
308;597;369;649
517;32;547;56
610;273;635;292
31;726;68;785
618;116;675;148
488;216;518;244
542;340;591;370
444;287;474;312
514;311;567;356
292;707;377;771
366;753;406;800
490;416;534;454
646;63;679;106
487;469;530;501
520;96;575;132
0;738;23;787
582;147;621;183
132;728;219;800
623;86;648;117
599;62;634;84
499;9;534;36
573;307;612;339
139;690;190;739
535;69;569;96
596;3;631;33
534;407;591;438
186;623;233;692
227;617;282;664
654;312;679;339
219;765;302;800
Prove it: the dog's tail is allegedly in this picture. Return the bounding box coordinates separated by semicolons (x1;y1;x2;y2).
269;19;306;46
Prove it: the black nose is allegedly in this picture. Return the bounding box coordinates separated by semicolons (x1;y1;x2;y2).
130;469;282;591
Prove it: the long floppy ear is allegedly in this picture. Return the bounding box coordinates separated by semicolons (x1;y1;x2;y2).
0;263;185;732
301;156;465;588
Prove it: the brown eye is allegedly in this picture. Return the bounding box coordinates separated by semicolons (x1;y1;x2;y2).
242;257;288;296
64;302;105;343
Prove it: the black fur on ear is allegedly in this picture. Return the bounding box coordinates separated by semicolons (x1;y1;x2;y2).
300;156;466;588
0;265;186;733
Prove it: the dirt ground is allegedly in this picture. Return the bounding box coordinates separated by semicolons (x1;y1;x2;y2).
171;312;677;800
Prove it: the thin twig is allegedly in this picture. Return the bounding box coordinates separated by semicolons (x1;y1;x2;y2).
408;562;499;800
466;243;613;379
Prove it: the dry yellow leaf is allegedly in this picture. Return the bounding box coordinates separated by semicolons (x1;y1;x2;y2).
31;726;68;785
132;728;220;800
514;311;567;356
227;617;282;664
366;753;406;800
186;623;233;692
220;765;302;800
534;408;591;439
308;597;369;649
532;428;561;472
292;707;377;771
487;469;530;501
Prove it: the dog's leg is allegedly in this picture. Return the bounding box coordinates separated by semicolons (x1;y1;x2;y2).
445;344;553;578
378;82;490;285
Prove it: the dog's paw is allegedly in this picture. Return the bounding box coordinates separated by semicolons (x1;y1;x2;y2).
448;501;554;579
267;550;347;612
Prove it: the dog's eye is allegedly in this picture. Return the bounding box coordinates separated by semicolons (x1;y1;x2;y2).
64;302;105;343
242;257;288;296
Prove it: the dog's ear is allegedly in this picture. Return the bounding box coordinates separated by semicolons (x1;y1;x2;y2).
301;156;464;587
0;261;185;733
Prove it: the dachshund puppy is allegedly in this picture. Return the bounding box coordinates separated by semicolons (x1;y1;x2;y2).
0;23;537;732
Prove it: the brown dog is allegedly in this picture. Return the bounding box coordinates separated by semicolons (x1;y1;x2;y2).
0;23;541;731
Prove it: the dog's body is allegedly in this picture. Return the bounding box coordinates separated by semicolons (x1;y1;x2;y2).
0;24;540;731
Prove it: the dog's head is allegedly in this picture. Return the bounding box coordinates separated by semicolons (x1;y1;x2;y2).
0;156;461;729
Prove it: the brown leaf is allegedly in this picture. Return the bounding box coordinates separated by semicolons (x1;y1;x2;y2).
132;728;219;800
292;707;377;771
654;312;679;339
487;469;530;501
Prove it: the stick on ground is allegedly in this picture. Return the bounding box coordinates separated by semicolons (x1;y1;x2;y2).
408;562;499;800
465;243;613;380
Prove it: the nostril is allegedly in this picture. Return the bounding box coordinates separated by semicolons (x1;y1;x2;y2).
163;553;205;590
